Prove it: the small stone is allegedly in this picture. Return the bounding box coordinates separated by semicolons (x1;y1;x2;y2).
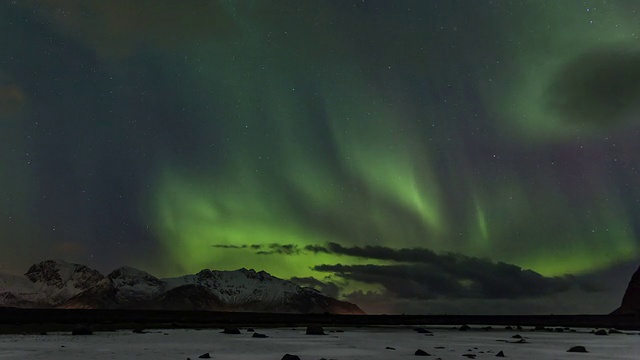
198;353;211;359
462;354;476;359
511;334;523;339
415;349;431;356
495;351;505;357
306;326;325;335
594;329;608;336
386;346;396;350
221;327;241;334
567;346;588;353
459;324;471;331
281;354;301;360
252;332;268;338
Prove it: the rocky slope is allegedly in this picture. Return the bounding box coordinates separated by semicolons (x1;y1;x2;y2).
613;265;640;315
0;260;364;314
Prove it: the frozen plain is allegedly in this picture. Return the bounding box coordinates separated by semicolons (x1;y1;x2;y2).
0;326;637;360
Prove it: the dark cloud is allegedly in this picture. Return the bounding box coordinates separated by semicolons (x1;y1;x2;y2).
308;242;581;299
547;47;640;127
256;244;301;255
290;276;340;298
314;263;571;299
211;244;247;249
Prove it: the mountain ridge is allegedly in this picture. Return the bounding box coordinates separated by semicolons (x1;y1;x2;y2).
0;260;364;314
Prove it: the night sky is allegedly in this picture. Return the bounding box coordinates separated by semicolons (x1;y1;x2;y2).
1;0;640;314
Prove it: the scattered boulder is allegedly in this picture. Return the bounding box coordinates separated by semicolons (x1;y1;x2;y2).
495;350;505;357
567;346;588;353
71;325;93;335
386;346;396;350
415;349;430;356
252;332;268;338
459;324;471;331
594;329;608;336
198;353;211;359
282;354;301;360
221;327;241;334
511;334;523;339
462;354;476;359
306;326;325;335
555;327;564;332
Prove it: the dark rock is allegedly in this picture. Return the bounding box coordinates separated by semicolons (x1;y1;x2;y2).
198;353;211;359
511;334;523;339
555;327;564;332
252;332;268;338
132;328;147;334
505;326;513;330
495;351;505;357
594;329;608;336
282;354;301;360
567;346;588;353
462;354;476;359
415;349;430;356
459;324;471;331
306;326;325;335
482;326;493;331
386;347;396;350
71;325;93;335
222;327;241;334
613;265;640;315
434;346;445;349
246;328;255;332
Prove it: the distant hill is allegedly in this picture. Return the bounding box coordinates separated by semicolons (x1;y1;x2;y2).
612;265;640;315
0;260;364;314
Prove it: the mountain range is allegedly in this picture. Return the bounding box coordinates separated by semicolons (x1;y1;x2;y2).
0;260;364;314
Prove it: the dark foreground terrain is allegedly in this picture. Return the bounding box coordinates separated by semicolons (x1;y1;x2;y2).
0;307;638;333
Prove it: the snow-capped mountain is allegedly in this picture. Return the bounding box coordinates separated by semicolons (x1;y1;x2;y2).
0;260;364;314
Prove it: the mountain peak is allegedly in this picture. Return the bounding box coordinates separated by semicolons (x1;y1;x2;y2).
25;259;103;288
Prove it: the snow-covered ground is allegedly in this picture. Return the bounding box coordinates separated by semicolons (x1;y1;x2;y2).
0;326;637;359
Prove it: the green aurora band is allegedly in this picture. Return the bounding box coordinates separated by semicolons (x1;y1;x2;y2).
145;1;639;279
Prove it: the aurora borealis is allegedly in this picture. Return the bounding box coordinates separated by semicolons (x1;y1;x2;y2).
1;0;640;314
